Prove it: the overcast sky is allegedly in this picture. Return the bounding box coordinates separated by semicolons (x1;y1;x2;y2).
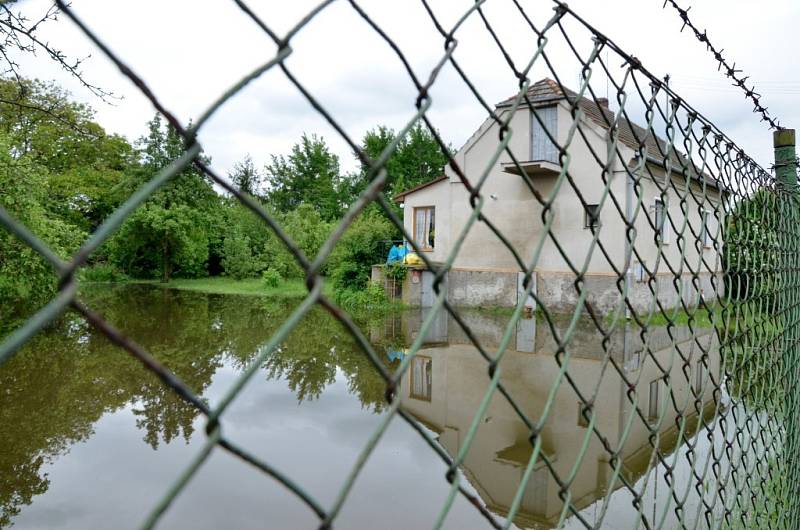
14;0;800;178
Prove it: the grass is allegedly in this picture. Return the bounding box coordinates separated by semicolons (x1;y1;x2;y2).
635;304;718;328
128;277;328;298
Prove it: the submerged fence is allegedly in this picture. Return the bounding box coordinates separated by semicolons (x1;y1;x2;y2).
0;1;797;528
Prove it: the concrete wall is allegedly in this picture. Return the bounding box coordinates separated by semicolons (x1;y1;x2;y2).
537;270;721;315
447;270;518;307
630;164;724;284
386;263;719;314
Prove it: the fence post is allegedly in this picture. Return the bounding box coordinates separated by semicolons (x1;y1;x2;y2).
774;128;799;525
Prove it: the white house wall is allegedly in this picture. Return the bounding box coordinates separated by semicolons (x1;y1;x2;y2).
444;101;633;275
402;178;451;264
400;99;724;313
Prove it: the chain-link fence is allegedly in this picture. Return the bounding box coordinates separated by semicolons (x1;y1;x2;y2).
0;1;796;528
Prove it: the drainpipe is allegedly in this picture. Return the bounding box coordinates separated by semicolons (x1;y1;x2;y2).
625;166;634;320
610;150;634;320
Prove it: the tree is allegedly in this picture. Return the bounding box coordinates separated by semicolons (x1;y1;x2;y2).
110;114;220;282
228;154;261;196
357;123;451;199
0;79;137;232
264;134;344;221
222;231;260;280
723;189;781;304
327;210;396;291
0;2;114;106
0;132;84;328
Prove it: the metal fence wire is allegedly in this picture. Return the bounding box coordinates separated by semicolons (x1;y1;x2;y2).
0;1;797;529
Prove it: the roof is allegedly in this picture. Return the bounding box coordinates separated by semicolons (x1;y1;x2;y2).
498;79;720;189
395;79;722;202
394;175;448;203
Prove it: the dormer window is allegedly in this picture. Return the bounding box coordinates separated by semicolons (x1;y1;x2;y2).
531;105;558;163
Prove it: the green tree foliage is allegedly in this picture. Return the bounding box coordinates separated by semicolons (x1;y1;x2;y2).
327;210;396;291
228;154;261;196
110;114;221;282
222;201;332;280
0;76;446;310
222;231;259;280
0;79;135;232
357;123;451;200
723;189;781;304
264;133;345;221
0;133;85;328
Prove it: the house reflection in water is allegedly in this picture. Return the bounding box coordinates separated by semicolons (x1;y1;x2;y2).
374;310;721;529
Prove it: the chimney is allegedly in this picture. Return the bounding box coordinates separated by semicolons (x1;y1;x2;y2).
597;97;609;109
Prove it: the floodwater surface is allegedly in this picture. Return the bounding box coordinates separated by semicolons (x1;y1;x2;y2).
0;285;743;529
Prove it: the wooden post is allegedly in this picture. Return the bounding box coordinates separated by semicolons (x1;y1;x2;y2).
775;128;800;527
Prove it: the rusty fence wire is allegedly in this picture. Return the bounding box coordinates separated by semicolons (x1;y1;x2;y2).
0;1;797;529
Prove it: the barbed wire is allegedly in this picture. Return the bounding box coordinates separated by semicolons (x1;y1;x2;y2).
662;0;782;130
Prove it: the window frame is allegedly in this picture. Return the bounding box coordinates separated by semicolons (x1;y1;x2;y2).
409;355;433;402
584;203;601;230
648;379;660;422
701;209;713;248
695;363;704;395
577;402;590;428
654;197;670;245
530;104;558;164
412;205;436;252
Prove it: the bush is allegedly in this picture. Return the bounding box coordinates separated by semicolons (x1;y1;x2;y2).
262;269;282;289
385;262;407;281
222;232;260;280
334;280;390;312
79;263;127;283
327;211;396;291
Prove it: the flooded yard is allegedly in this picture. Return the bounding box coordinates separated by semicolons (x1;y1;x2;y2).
0;285;760;529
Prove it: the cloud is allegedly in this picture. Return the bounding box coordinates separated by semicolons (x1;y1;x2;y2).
13;0;800;175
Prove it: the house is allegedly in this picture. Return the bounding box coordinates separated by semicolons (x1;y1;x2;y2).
394;79;724;314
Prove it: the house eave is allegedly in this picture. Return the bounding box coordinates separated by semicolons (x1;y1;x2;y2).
501;160;561;178
640;155;727;194
394;175;448;203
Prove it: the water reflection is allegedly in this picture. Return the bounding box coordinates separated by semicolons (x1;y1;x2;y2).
384;309;721;529
1;286;724;529
1;286;392;529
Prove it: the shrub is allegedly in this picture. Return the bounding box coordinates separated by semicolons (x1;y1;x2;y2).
262;269;282;289
222;232;260;280
79;263;127;283
327;211;396;291
385;262;407;281
334;281;390;312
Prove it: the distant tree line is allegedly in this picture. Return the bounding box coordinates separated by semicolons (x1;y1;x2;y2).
0;78;450;325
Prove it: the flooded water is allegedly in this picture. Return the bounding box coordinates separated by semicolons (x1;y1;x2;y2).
0;285;747;529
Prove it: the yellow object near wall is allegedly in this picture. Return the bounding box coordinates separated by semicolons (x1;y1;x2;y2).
404;252;424;266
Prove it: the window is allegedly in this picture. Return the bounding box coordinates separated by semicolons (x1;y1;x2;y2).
584;204;600;230
701;210;712;248
410;356;432;401
648;379;660;421
413;206;435;251
531;105;558;163
577;403;590;428
654;198;670;244
695;363;704;395
633;262;647;283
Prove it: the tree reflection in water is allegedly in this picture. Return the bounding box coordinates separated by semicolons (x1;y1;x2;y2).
1;285;733;529
0;285;389;527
